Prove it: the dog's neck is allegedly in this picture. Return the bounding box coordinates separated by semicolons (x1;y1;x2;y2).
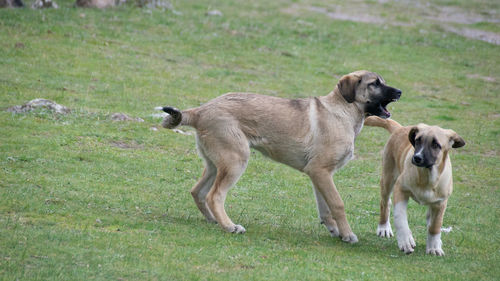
323;89;365;135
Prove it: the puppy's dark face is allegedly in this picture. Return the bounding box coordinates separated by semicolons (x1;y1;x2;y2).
409;124;465;168
337;71;401;119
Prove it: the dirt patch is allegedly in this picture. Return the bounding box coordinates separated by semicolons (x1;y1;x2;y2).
444;26;500;45
433;6;500;25
466;74;496;83
7;98;70;114
306;6;388;25
282;2;500;45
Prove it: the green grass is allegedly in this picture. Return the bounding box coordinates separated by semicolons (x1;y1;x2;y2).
1;0;499;280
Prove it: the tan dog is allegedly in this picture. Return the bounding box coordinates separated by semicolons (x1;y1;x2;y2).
161;71;401;243
365;116;465;255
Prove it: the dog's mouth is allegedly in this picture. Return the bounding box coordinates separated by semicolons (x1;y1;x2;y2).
379;99;395;119
367;96;400;119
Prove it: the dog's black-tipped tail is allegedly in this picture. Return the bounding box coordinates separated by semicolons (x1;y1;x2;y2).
161;106;183;129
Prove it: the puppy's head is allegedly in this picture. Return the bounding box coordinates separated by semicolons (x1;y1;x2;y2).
408;124;465;168
337;70;402;119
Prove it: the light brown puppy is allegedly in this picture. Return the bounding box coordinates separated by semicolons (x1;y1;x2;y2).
365;116;465;255
161;71;401;243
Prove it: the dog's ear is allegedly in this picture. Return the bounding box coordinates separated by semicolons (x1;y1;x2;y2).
447;130;465;148
337;74;360;103
408;126;419;147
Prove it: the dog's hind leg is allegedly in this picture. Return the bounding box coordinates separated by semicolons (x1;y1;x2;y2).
190;159;217;223
377;172;396;238
207;156;249;233
312;185;339;237
377;152;396;238
203;130;250;234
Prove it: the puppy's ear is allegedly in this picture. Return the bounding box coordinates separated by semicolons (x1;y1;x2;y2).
337;74;360;103
408;126;419;147
448;130;465;148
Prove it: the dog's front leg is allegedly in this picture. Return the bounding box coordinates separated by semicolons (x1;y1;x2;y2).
426;200;447;256
308;170;358;243
393;182;415;254
312;185;339;237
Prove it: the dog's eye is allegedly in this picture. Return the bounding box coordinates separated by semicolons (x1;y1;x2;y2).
375;79;380;86
432;139;441;149
415;137;421;144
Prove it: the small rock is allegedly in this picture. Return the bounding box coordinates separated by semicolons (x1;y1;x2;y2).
110;113;144;122
96;218;102;224
75;0;114;8
7;98;70;114
31;0;58;9
206;9;222;16
172;128;194;136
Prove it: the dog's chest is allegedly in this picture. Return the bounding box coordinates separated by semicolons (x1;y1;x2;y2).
402;177;449;205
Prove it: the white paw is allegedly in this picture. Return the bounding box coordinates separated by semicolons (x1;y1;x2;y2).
377;222;394;238
329;227;340;237
341;232;359;244
231;224;246;234
426;233;444;256
326;225;340;237
397;233;416;254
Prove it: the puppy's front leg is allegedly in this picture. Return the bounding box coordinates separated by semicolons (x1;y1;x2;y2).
426;200;447;256
393;183;415;254
308;170;358;243
312;185;339;237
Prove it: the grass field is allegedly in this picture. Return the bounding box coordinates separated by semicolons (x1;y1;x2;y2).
1;0;499;280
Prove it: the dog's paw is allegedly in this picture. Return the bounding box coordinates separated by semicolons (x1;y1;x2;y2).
231;224;246;234
426;233;444;256
426;247;445;256
341;232;358;244
329;227;340;237
397;234;416;254
377;222;394;238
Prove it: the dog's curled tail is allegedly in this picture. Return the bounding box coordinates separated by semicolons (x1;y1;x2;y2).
157;106;195;129
365;116;401;134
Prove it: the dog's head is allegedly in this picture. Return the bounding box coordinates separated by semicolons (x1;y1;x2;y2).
408;124;465;168
337;70;401;119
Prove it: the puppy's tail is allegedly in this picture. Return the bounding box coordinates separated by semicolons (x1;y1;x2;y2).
365;116;401;134
156;106;196;129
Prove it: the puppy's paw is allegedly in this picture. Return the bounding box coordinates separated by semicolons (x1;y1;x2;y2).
426;233;444;256
231;224;246;234
377;222;394;238
329;227;340;237
426;248;445;256
341;232;358;244
397;233;416;254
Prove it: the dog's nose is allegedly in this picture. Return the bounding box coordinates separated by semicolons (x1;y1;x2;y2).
395;89;402;98
413;155;423;165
